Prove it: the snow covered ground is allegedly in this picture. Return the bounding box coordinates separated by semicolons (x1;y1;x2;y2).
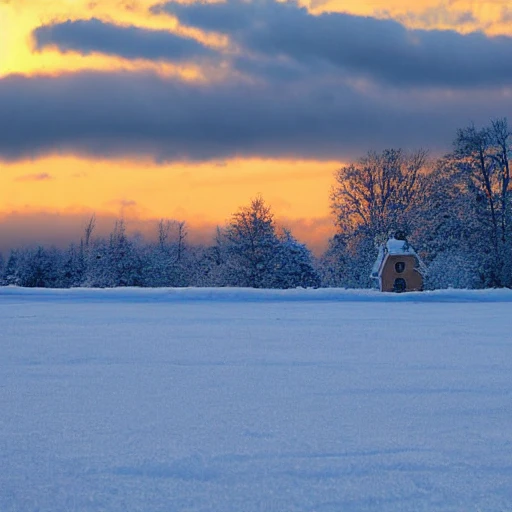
1;287;512;512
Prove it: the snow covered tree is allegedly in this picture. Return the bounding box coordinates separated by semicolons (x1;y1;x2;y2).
4;246;63;288
318;230;377;288
60;243;86;288
223;196;281;288
191;228;232;287
81;238;108;287
144;219;191;287
425;249;481;290
451;118;512;287
331;149;428;242
218;198;321;289
3;250;21;286
412;158;479;266
327;149;427;288
271;229;320;288
0;252;5;285
81;220;143;287
107;220;143;287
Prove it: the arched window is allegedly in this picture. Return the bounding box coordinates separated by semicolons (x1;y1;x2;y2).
395;262;405;273
393;278;407;293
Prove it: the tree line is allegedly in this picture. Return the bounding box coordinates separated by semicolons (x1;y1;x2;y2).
1;118;511;290
0;198;320;289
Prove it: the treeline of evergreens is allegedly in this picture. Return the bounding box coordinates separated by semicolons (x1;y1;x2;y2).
1;118;511;290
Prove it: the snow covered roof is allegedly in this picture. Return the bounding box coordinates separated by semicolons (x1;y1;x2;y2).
371;237;427;279
370;245;385;278
386;238;415;256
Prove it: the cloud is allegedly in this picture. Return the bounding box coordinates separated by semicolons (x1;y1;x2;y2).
155;0;512;88
502;8;512;23
232;55;312;83
386;3;476;28
14;172;53;182
3;1;512;164
151;0;259;33
0;69;510;163
33;18;216;62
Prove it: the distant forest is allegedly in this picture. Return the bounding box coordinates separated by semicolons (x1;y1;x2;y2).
1;118;511;290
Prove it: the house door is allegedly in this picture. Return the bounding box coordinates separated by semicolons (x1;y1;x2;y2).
393;278;407;293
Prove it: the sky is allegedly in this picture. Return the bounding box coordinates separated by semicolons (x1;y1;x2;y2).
1;0;511;253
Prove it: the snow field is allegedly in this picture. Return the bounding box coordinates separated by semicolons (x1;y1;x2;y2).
1;288;512;511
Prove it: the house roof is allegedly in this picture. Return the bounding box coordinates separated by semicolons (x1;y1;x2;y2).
386;237;416;256
371;237;427;279
370;245;385;278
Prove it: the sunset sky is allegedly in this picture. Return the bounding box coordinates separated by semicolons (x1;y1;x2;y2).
1;0;511;252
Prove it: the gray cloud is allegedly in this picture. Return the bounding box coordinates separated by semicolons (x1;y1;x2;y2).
33;18;216;62
155;0;512;88
0;70;510;163
151;0;259;33
232;55;312;82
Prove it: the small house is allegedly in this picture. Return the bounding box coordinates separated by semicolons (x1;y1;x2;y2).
371;237;426;292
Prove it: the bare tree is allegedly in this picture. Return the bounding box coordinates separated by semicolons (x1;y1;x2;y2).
330;148;428;241
175;221;187;263
454;118;512;286
83;214;96;248
157;219;171;251
489;118;511;245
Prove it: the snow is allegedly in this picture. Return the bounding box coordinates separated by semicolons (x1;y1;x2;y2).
2;287;512;511
370;245;385;278
386;237;415;256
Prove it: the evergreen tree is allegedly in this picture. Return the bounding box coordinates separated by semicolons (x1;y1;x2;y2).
3;250;21;286
60;243;86;288
107;220;143;287
271;229;320;288
223;196;281;288
319;231;377;288
0;252;5;285
8;246;62;288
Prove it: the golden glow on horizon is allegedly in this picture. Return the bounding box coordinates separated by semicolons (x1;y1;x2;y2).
0;156;338;226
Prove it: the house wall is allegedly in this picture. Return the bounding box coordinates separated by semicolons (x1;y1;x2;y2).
380;255;423;292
